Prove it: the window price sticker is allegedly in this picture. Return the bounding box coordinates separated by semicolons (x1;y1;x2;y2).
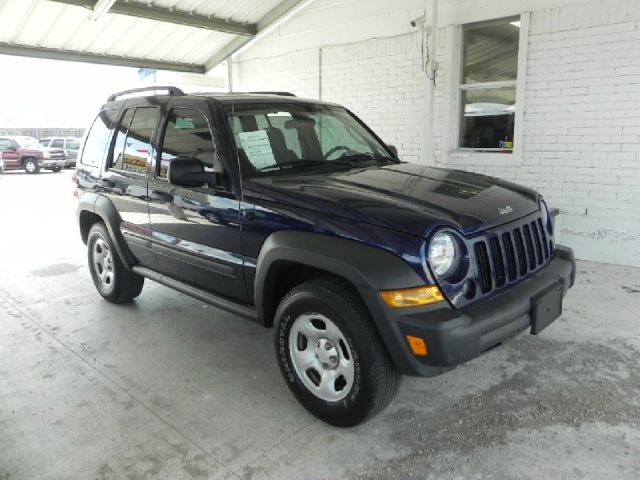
238;130;276;170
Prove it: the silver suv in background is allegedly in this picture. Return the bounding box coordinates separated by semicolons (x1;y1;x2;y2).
39;137;82;168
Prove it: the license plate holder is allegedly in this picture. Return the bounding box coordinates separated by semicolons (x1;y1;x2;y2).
530;282;563;335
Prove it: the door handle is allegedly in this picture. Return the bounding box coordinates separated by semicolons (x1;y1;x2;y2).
151;190;173;201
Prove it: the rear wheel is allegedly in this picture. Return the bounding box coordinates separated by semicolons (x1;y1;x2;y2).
274;278;401;427
87;223;144;303
23;158;39;174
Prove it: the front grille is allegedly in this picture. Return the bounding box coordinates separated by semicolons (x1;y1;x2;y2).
474;242;492;293
466;212;553;304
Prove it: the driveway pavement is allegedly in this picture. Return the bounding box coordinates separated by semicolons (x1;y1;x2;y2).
1;170;638;479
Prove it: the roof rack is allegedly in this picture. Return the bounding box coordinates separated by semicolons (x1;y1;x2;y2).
248;91;296;97
107;86;185;102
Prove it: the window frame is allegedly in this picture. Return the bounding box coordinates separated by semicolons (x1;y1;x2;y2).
155;106;220;181
79;109;117;168
443;12;529;167
108;106;160;177
0;138;15;150
65;139;80;150
50;138;65;149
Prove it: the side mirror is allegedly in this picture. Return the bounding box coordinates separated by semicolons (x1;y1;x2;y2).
168;158;214;188
387;144;399;158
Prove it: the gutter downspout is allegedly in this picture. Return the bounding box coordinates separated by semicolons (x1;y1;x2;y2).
421;0;438;165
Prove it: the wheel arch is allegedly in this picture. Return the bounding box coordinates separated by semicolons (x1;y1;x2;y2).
77;193;136;270
255;231;424;327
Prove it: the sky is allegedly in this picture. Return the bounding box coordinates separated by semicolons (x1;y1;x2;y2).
0;54;226;129
0;54;144;128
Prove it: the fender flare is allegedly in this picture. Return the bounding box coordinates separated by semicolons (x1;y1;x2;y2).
77;192;136;269
254;231;428;372
255;229;421;308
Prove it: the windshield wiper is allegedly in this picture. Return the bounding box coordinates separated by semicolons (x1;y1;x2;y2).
330;153;397;167
257;159;328;172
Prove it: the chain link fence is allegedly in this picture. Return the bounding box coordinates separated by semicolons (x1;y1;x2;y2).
0;127;85;138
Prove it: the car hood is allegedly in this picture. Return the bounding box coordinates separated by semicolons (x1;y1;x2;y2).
250;163;540;237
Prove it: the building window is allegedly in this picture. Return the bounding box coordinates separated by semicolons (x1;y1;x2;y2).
459;17;520;152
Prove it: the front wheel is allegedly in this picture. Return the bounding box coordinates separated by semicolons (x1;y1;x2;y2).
51;166;62;172
87;223;144;303
23;158;39;174
274;278;401;427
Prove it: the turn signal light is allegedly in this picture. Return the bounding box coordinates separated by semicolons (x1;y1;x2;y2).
406;335;428;356
380;285;444;308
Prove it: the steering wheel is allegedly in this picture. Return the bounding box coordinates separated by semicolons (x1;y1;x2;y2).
323;145;355;160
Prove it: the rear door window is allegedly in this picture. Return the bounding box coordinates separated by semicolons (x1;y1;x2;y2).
66;139;80;150
112;107;159;175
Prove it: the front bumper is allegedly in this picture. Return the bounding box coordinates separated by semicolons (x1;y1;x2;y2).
361;245;576;377
40;159;67;168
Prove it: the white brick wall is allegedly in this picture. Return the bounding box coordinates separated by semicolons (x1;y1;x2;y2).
432;0;640;265
233;0;640;266
234;34;426;162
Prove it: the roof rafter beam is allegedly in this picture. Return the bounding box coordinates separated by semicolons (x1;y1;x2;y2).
47;0;257;36
0;42;205;73
203;0;313;72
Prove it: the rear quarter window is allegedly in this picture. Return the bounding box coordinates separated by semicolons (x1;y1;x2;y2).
80;110;118;167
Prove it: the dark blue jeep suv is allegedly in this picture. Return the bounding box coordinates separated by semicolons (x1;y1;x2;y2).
76;86;575;426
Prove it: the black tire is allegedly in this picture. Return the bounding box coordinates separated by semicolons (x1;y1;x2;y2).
87;222;144;303
51;166;62;172
274;277;401;427
23;158;39;174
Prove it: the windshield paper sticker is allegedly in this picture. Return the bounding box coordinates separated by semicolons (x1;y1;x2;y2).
238;130;276;169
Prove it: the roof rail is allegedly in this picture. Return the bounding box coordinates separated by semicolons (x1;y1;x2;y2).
248;91;296;97
107;86;185;102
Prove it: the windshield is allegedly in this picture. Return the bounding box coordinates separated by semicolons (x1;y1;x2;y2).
15;137;42;148
227;103;395;176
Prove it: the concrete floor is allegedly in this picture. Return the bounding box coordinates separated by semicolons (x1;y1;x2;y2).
0;170;639;480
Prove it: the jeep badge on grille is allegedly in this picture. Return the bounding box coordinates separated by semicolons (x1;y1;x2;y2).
498;206;513;215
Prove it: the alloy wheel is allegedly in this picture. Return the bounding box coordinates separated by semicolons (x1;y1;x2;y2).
92;237;114;293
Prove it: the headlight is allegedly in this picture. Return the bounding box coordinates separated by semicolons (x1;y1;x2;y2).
428;231;459;277
539;197;552;233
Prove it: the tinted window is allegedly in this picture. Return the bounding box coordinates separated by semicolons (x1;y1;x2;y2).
159;108;218;178
39;139;50;146
51;139;64;148
460;17;519;151
462;18;519;84
113;107;159;174
0;139;14;150
111;109;134;171
81;110;117;167
66;139;80;150
228;106;388;175
461;87;516;149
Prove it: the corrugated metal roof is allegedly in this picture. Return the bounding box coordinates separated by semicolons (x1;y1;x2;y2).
0;0;296;72
129;0;284;23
